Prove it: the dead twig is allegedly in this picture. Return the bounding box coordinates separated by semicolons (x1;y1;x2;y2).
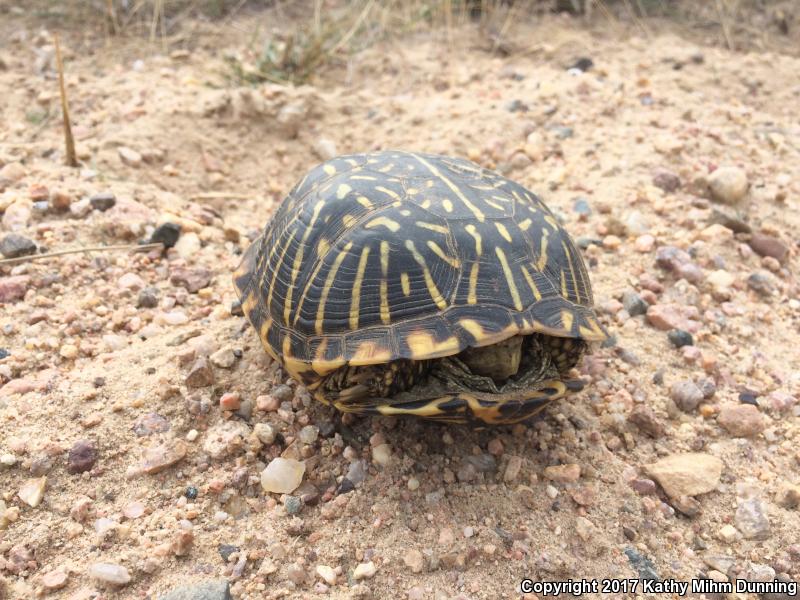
54;33;78;168
0;243;164;267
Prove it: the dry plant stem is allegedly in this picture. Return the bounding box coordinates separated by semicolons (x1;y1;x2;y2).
329;0;377;55
715;0;735;51
105;0;119;35
54;34;78;168
0;243;164;267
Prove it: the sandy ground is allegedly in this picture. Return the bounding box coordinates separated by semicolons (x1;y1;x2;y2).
1;5;799;600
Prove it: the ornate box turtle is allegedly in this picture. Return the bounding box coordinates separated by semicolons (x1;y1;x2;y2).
234;151;608;425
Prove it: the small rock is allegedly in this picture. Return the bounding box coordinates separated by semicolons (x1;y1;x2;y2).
0;233;36;259
210;347;236;369
464;453;497;473
67;440;98;474
0;275;30;303
2;201;31;230
283;495;302;515
775;484;800;509
652;169;681;192
298;425;319;445
41;569;68;591
89;563;131;586
174;232;201;260
313;138;338;161
372;443;392;466
132;413;170;436
50;190;72;211
89;191;116;211
219;392;240;411
645;453;722;498
708;166;748;204
118;272;145;290
186;358;214;388
316;565;337;586
747;271;775;296
670;380;704;412
749;233;789;263
170;267;212;293
353;561;376;580
717;404;764;438
670;495;701;517
260;457;305;494
253;423;276;445
624;547;659;580
647;303;700;332
572;197;592;217
708;207;751;233
0;162;26;181
630;478;657;495
543;463;581;483
628;405;665;438
345;459;367;486
129;441;187;476
667;329;694;348
718;524;739;542
736;496;770;539
159;579;231;600
622;291;648;317
137;287;159;308
404;549;425;574
118;146;143;167
18;477;47;507
60;344;79;360
150;222;181;248
503;455;523;482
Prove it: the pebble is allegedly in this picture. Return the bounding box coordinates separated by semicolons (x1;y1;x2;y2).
0;233;36;259
18;476;47;507
67;440;98;474
132;413;170;436
627;405;665;437
2;200;31;230
316;565;337;585
346;459;367;486
298;425;319;445
621;291;648;317
652;169;681;192
736;496;771;539
150;222;182;248
718;524;738;542
89;191;116;211
670;380;704;412
0;162;26;181
667;329;694;348
118;272;145;290
219;392;240;411
503;455;523;482
708;166;748;204
118;146;143;167
645;453;722;498
137;287;159;308
253;423;276;445
122;501;145;519
260;457;305;494
624;547;659;580
353;561;376;580
313;138;338;161
0;275;30;302
186;358;214;388
775;484;800;509
717;404;764;437
283;495;302;515
210;347;236;369
747;271;775;296
159;579;231;600
41;569;68;591
646;304;700;332
89;562;131;586
174;232;201;260
59;344;78;360
708;206;751;233
170;267;212;293
129;441;187;476
543;463;581;483
634;234;655;252
372;443;392;466
572;197;592;217
749;233;789;262
403;549;425;574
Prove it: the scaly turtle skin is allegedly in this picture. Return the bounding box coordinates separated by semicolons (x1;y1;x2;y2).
233;151;608;425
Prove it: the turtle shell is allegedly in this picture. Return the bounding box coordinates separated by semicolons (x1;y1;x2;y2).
234;151;607;384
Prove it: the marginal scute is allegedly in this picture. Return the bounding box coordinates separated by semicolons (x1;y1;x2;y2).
405;331;461;360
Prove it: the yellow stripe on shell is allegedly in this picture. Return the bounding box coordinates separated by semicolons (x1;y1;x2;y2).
561;240;579;303
536;229;549;271
356;196;373;209
442;198;453;213
380;241;391;325
560;270;568;298
467;262;479;305
284;201;325;324
375;186;401;200
267;228;295;313
561;309;575;332
494;222;512;243
336;184;352;199
416;221;449;234
495;246;523;311
349;245;371;330
405;331;460;360
401;272;411;297
315;241;353;335
323;164;336;175
426;240;461;268
365;216;401;232
349;342;393;366
405;240;447;310
520;265;542;301
411;154;486;222
518;218;532;231
465;223;482;255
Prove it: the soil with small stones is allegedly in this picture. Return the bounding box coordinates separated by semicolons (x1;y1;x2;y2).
1;8;799;600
